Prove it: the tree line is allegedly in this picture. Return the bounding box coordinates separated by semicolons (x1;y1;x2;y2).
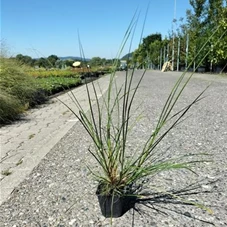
12;1;226;72
13;54;118;69
132;0;227;72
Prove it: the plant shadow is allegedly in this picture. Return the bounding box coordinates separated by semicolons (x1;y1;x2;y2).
128;178;221;226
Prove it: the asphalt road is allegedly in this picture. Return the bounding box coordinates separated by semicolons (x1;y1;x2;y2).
0;70;226;226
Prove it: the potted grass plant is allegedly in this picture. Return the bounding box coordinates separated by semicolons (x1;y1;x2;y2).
59;15;224;219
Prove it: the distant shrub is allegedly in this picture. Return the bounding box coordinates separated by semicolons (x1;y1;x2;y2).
35;76;81;95
0;90;25;124
29;69;80;78
0;58;37;105
0;57;39;123
0;57;84;123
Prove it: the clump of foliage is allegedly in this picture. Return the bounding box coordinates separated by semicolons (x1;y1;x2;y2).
15;53;118;70
0;57;38;123
36;76;81;95
132;33;163;68
15;54;59;68
0;90;25;123
0;55;82;124
29;69;80;78
132;0;227;72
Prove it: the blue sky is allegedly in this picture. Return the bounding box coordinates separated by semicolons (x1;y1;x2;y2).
1;0;192;59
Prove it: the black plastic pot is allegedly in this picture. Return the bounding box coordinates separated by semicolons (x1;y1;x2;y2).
96;185;137;218
97;194;125;218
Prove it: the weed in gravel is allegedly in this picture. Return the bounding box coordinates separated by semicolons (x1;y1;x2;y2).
1;169;12;176
16;159;23;166
28;134;35;139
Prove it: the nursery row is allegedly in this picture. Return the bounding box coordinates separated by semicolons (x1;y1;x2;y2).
0;59;84;124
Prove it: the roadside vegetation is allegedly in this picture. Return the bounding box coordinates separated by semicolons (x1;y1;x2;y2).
0;57;37;123
0;57;79;124
132;0;227;72
35;76;81;95
0;52;113;124
13;53;119;70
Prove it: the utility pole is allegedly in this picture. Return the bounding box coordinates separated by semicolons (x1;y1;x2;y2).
163;46;166;63
185;33;189;69
193;45;196;72
160;48;162;70
172;32;175;71
172;0;177;71
177;38;180;71
210;44;214;72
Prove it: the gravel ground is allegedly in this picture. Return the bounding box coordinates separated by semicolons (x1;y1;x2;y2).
0;70;226;226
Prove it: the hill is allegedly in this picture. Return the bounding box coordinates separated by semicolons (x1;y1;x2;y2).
59;56;90;61
121;52;133;60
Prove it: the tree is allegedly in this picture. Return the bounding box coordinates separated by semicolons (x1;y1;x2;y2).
55;59;65;69
189;0;206;18
15;54;24;61
186;0;208;68
132;44;147;68
207;0;223;27
47;55;59;67
186;0;227;70
89;57;103;67
35;57;49;68
211;6;227;68
149;40;162;67
15;54;33;66
142;33;162;49
64;59;74;67
132;33;162;68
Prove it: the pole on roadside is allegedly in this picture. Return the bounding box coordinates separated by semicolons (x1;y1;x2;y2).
172;0;177;71
163;46;166;63
160;48;162;70
172;34;175;71
210;44;213;72
193;45;196;72
177;38;180;71
185;33;189;69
